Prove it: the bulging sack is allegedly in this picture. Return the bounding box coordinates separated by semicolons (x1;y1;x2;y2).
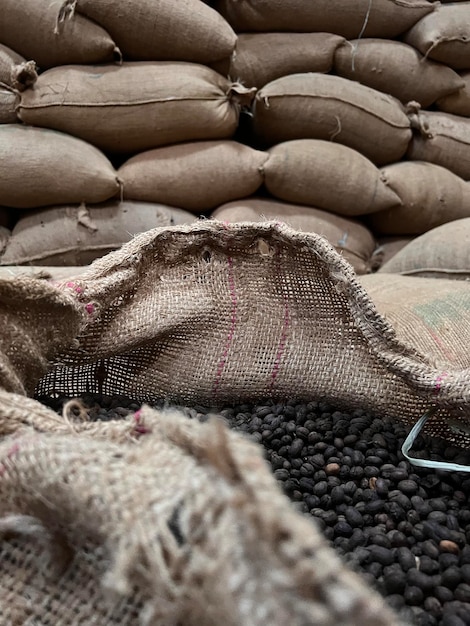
220;32;344;89
407;109;470;180
437;71;470;117
0;0;118;70
334;39;464;108
69;0;236;64
0;202;197;266
368;161;470;235
19;63;250;154
404;3;470;70
213;0;434;38
252;73;412;165
263;140;401;216
359;273;470;371
0;87;17;124
378;219;470;279
371;236;414;271
0;125;120;209
120;141;267;212
211;197;376;274
0;44;26;86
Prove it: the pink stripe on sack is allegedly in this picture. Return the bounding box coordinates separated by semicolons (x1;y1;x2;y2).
434;372;449;396
213;257;237;396
270;300;290;392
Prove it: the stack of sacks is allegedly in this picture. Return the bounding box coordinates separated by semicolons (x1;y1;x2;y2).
208;0;470;276
0;0;249;268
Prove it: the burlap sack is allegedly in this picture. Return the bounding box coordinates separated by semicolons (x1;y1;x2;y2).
213;0;434;38
19;63;252;154
407;109;470;180
27;221;470;449
66;0;236;64
0;125;120;209
0;278;81;396
0;44;25;85
0;226;9;256
252;73;412;165
0;0;119;70
0;208;10;229
371;236;414;271
404;3;470;70
359;273;470;371
217;32;344;89
0;402;400;626
0;202;196;266
368;161;470;235
0;86;17;123
437;70;470;116
378;218;470;278
0;266;85;281
119;141;267;212
334;39;465;107
211;197;376;274
263;139;401;216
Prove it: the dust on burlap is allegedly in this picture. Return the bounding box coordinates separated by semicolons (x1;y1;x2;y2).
0;402;400;625
29;220;470;447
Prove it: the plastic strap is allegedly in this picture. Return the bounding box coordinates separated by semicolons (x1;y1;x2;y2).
402;409;470;473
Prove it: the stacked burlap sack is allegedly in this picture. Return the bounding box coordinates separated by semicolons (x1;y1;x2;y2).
0;0;258;268
206;0;470;277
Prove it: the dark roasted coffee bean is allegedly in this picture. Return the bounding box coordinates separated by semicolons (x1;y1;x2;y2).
454;583;470;603
406;568;435;592
397;546;417;572
442;565;462;589
404;585;424;605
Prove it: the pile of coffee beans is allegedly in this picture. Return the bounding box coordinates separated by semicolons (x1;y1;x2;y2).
39;393;470;626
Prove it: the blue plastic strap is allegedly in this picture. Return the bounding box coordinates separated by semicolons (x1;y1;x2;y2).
402;409;470;473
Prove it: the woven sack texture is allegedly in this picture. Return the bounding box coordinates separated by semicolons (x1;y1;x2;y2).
368;161;470;235
69;0;236;63
211;197;377;274
213;0;433;38
27;221;470;448
119;141;268;212
378;219;470;278
252;73;412;165
371;236;414;271
408;109;470;180
334;39;465;108
220;32;344;89
0;125;120;209
437;71;470;117
19;63;249;154
263;140;401;216
0;0;118;69
0;202;197;267
404;3;470;69
0;87;17;124
0;402;400;626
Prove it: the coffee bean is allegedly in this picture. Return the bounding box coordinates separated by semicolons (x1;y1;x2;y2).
404;585;424;605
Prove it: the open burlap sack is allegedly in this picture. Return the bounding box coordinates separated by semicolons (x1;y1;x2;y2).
215;32;344;89
252;73;411;165
404;2;470;70
0;125;121;209
407;108;470;180
378;219;470;278
437;71;470;117
368;161;470;235
26;221;470;448
66;0;236;64
0;0;119;69
19;63;253;154
119;141;267;212
211;197;377;274
263;140;401;216
0;202;197;266
0;401;400;626
334;39;464;108
213;0;434;38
